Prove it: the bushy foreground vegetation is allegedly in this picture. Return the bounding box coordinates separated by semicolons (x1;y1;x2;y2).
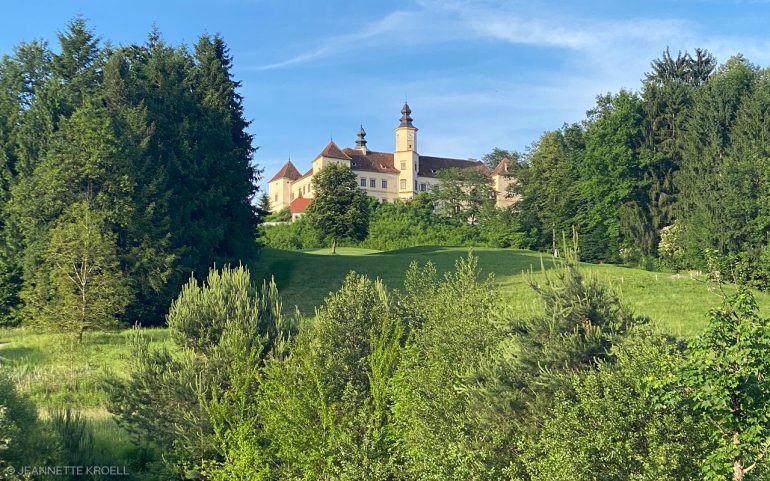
0;255;732;480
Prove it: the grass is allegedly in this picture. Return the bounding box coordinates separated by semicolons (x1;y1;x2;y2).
0;327;173;409
0;329;171;480
252;245;770;338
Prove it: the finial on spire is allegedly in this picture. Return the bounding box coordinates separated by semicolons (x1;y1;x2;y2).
355;124;368;151
399;102;413;127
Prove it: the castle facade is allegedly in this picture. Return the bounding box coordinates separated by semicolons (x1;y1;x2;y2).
267;104;515;217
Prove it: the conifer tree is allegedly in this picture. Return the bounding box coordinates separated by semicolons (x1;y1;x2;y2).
676;55;757;264
44;202;128;341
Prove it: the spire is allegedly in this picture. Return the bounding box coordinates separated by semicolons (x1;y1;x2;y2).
355;125;368;152
399;102;414;127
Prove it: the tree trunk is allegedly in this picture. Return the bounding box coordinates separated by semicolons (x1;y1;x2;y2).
332;238;337;254
734;431;743;481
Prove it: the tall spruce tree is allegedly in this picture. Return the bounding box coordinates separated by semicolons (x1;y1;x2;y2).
675;55;757;264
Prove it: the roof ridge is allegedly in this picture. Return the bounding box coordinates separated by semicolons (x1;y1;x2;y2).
269;159;302;182
319;140;352;160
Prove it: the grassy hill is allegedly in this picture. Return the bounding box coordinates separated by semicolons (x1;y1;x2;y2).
4;244;770;413
251;246;770;338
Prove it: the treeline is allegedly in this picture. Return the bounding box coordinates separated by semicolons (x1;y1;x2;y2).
100;255;770;481
0;19;260;327
515;49;770;287
264;192;520;251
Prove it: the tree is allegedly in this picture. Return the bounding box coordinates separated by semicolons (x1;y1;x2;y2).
304;163;369;254
636;48;716;259
109;265;288;477
580;90;646;261
391;256;512;480
675;55;756;265
678;289;770;480
514;125;583;252
257;191;271;217
44;202;128;341
481;147;517;170
524;332;707;481
433;167;496;224
257;273;402;480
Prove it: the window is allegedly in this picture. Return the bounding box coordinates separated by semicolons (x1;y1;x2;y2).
274;194;278;202
400;161;406;170
360;177;366;187
381;179;387;189
370;178;376;188
420;183;427;192
414;180;417;191
414;163;417;171
400;179;406;190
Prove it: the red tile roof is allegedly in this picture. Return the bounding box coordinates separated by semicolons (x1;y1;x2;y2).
342;149;399;174
418;156;490;178
290;197;312;214
319;140;351;160
269;160;302;182
271;146;489;181
491;157;511;176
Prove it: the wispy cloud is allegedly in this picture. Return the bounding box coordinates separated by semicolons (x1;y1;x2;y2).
252;0;703;73
251;10;428;71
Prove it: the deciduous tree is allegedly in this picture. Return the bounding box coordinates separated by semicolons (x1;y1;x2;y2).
304;163;368;253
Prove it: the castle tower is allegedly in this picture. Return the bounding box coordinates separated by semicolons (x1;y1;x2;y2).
395;102;419;198
355;125;368;153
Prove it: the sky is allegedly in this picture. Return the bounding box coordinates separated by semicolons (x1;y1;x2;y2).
3;0;770;189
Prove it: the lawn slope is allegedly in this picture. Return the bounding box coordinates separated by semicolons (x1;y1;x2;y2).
252;246;770;338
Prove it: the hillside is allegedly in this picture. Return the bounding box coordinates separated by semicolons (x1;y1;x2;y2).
251;246;770;338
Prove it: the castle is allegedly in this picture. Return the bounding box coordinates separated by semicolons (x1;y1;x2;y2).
267;103;515;217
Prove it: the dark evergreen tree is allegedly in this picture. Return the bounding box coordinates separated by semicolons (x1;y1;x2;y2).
675;55;757;265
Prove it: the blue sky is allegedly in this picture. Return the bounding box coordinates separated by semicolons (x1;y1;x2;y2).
3;0;770;189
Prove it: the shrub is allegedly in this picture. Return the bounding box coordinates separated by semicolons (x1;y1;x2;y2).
108;266;290;477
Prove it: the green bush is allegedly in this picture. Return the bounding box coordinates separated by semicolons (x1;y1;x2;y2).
108;266;291;478
261;195;525;252
261;218;321;250
264;207;291;223
0;375;60;471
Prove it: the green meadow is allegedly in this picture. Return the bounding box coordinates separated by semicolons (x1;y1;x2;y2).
252;246;770;338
